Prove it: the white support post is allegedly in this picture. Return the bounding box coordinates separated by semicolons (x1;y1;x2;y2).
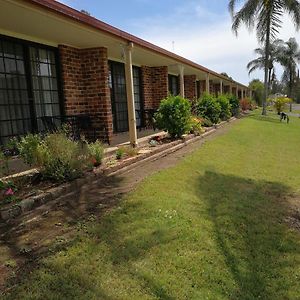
125;42;137;147
219;80;223;95
236;85;239;98
178;65;185;98
205;73;210;93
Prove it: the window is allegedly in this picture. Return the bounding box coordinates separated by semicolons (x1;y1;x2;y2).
29;47;61;131
109;61;143;132
168;74;179;96
0;36;62;145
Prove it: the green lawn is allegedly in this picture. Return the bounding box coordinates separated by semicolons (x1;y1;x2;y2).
4;112;300;300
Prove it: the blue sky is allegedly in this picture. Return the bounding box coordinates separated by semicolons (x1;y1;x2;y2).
60;0;298;85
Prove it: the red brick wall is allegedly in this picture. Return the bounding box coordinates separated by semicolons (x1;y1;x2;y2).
151;66;168;108
141;66;168;109
59;45;113;143
141;66;153;109
184;75;197;100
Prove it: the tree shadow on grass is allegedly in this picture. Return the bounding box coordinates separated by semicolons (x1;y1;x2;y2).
197;171;300;300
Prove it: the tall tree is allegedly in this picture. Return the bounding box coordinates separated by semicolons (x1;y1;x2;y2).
277;38;300;102
229;0;300;115
247;39;283;90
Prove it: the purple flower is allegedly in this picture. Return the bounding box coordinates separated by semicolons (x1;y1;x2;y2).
4;188;14;196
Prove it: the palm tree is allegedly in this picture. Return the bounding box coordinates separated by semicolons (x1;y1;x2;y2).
247;40;283;90
277;38;300;105
229;0;300;115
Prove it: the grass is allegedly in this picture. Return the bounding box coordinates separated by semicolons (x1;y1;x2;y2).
4;111;300;300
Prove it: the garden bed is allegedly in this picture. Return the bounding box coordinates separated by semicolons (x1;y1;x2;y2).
0;117;242;222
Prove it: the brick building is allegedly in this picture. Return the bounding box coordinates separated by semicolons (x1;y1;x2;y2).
0;0;249;146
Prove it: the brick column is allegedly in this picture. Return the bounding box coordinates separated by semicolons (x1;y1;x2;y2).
141;66;153;109
141;66;168;110
184;75;197;100
59;45;113;143
151;66;168;108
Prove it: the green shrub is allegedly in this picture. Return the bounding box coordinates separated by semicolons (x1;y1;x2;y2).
87;140;104;167
196;93;221;124
227;94;240;116
154;95;192;138
36;133;89;182
116;148;125;160
216;94;232;120
17;134;41;166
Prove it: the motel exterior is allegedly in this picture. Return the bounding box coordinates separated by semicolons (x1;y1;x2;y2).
0;0;249;146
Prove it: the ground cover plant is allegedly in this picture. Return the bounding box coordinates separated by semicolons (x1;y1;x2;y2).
17;132;104;183
4;111;300;299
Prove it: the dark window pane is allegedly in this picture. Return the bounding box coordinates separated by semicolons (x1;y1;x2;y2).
0;74;6;89
51;91;59;103
48;51;55;63
15;44;23;59
16;60;25;74
30;47;38;61
41;77;50;90
39;49;48;63
0;106;10;120
4;58;17;73
0;90;7;105
32;76;39;89
49;78;57;90
19;76;27;89
3;41;15;58
0;58;4;73
1;121;12;136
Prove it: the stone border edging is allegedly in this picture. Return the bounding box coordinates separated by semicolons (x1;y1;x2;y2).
0;117;237;222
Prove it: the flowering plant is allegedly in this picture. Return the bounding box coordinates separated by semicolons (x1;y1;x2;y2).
0;180;17;204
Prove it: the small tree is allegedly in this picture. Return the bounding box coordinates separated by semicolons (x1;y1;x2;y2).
196;93;221;124
154;95;192;138
272;97;292;114
249;79;265;106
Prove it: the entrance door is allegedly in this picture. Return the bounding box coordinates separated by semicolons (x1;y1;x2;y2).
109;61;143;132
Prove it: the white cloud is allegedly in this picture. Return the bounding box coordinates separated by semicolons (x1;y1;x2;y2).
131;4;299;85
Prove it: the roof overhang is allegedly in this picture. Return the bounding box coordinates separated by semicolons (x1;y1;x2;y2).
0;0;248;88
